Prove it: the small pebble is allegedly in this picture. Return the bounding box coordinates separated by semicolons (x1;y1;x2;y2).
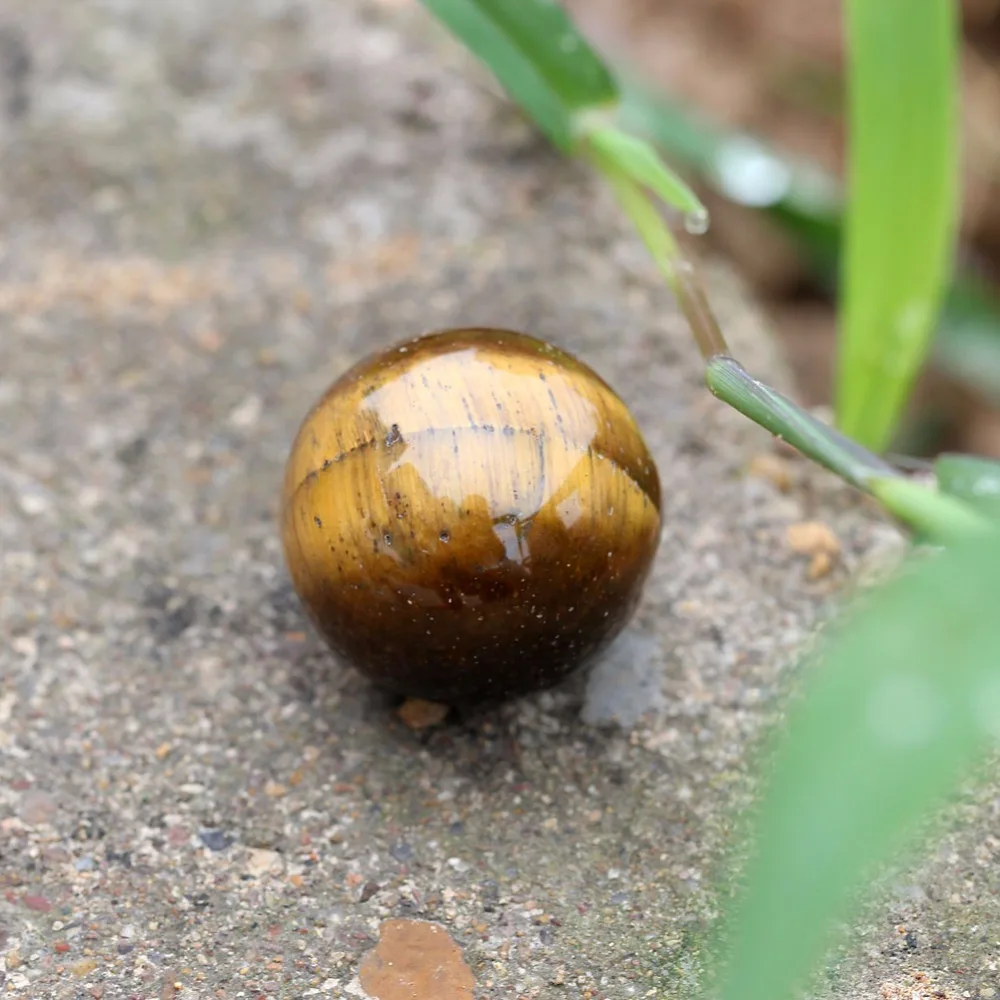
227;394;262;429
166;825;190;847
246;849;281;877
198;829;233;852
17;491;51;517
389;841;414;862
786;520;840;557
747;452;794;492
807;549;834;580
786;521;841;580
18;790;56;826
358;919;475;1000
397;698;449;730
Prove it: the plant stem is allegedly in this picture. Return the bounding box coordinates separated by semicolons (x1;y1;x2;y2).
707;355;994;540
706;355;900;490
671;254;731;360
582;142;729;359
582;129;990;542
869;476;994;539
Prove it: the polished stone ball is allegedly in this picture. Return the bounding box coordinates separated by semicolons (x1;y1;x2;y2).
280;328;661;703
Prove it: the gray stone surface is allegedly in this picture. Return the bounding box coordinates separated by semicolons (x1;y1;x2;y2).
1;1;993;998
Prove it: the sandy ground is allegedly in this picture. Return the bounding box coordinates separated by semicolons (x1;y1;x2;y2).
1;1;996;998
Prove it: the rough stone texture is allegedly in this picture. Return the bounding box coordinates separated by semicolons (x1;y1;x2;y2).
2;2;992;999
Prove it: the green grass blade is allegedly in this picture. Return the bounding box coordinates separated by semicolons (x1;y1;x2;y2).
706;356;993;539
868;476;994;538
836;0;961;451
583;144;728;359
706;355;901;490
419;0;617;150
582;125;707;226
617;84;842;224
717;529;1000;1000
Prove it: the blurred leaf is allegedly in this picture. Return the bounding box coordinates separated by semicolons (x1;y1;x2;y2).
931;281;1000;407
935;453;1000;519
836;0;961;451
717;529;1000;1000
419;0;617;150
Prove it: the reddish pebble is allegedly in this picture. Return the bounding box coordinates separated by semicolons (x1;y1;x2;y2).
55;941;70;953
23;893;53;912
397;698;449;730
166;825;190;847
19;790;57;825
359;919;475;1000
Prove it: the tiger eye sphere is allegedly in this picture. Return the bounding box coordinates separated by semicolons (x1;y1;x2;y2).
280;328;661;704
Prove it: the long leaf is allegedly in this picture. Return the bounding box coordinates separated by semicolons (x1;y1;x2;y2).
584;125;706;225
836;0;960;450
419;0;617;150
717;529;1000;1000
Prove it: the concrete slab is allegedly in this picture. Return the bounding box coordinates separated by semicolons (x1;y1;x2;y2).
2;2;991;998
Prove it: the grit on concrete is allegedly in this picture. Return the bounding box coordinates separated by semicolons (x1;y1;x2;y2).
1;2;997;998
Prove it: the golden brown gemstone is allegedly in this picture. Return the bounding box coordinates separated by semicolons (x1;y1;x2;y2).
280;328;661;703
